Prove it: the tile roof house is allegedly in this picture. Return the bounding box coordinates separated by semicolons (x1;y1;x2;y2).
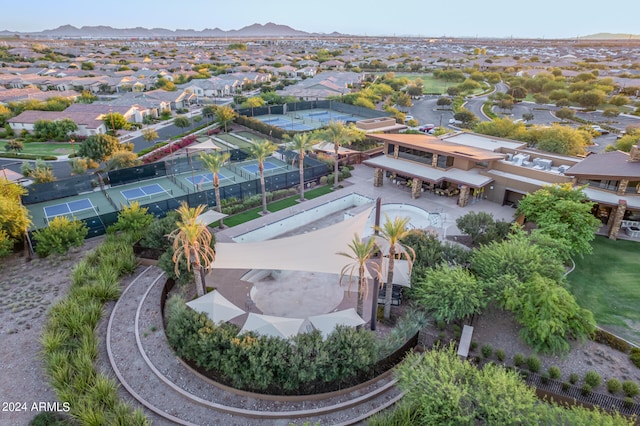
8;110;107;137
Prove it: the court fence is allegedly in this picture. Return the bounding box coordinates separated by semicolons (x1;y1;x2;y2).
22;175;96;205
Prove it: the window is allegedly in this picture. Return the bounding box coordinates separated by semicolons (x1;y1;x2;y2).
397;145;433;165
581;179;619;192
387;143;395;155
437;155;454;168
626;181;640;194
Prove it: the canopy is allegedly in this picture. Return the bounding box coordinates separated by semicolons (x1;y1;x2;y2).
186;290;245;324
196;209;227;226
187;138;220;151
240;313;305;339
211;206;375;277
308;308;365;338
380;258;411;287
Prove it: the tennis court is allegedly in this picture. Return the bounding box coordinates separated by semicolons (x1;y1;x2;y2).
241;161;280;175
43;198;97;222
121;183;172;202
186;172;229;186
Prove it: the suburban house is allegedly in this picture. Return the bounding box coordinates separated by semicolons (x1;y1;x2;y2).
7;110;107;137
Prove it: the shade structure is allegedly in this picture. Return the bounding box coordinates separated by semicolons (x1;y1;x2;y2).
186;290;245;324
240;313;305;339
380;258;412;287
196;209;227;226
308;308;366;338
187;138;220;151
212;205;375;277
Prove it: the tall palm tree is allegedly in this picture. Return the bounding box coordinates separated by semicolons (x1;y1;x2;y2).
200;151;230;228
168;202;216;297
319;121;364;189
289;132;317;201
247;140;278;215
337;234;382;319
376;215;415;320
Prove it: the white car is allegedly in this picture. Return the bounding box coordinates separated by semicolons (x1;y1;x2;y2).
404;115;414;123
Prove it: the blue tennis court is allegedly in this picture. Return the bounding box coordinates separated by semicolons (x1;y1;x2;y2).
241;161;280;175
44;198;95;219
121;183;170;201
186;172;227;185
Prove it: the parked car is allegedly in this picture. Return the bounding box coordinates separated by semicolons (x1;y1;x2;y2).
419;124;435;133
404;115;414;123
590;125;609;135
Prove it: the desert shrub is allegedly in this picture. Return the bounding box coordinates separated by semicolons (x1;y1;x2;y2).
622;380;640;398
581;383;592;396
33;216;88;257
481;344;493;359
319;175;328;185
592;329;631;353
366;400;420;426
623;397;634;409
452;324;461;339
495;349;506;362
140;212;179;250
376;308;429;359
584;371;601;388
107;201;154;240
569;373;579;384
606;378;622;394
30;411;71;426
548;366;561;380
561;382;570;392
513;353;526;367
526;355;541;373
630;347;640;369
541;373;550;385
470;341;478;352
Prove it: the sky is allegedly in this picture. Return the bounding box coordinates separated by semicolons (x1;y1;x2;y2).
2;0;638;39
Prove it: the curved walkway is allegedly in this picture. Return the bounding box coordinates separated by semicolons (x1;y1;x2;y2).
107;265;404;425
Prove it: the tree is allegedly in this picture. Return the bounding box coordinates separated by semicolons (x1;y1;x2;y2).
29;167;56;183
507;86;527;101
317;121;363;189
579;90;606;109
337;234;382;318
247;140;278;215
5;139;23;154
108;201;154;240
531;124;591;156
455;211;510;247
522;112;535;122
80;61;94;70
609;95;630;107
102;112;128;133
241;96;266;116
201;105;216;124
453;109;478;128
413;265;486;324
555;107;575;121
516;183;601;259
106;151;141;171
77;90;97;104
173;115;190;132
142;128;159;144
0;177;30;256
77;134;130;163
289;132;317;201
168;203;216;297
215;105;237;133
406;84;422;98
436;97;452;108
33;216;88;257
200;151;230;228
376;215;415;320
0;104;12;127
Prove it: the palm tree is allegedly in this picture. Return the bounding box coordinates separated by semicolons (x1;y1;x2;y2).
376;215;415;320
200;151;230;228
289;132;317;201
247;140;278;215
168;202;216;297
337;234;382;319
319;121;364;189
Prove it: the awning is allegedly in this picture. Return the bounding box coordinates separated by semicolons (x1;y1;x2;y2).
308;308;365;338
240;313;305;339
186;290;245;324
196;209;227;226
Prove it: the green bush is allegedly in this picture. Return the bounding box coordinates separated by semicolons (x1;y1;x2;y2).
470;341;478;352
630;347;640;369
561;382;570;392
481;344;493;359
581;383;592;396
569;373;579;384
495;349;506;362
584;370;601;388
548;366;561;380
540;372;550;385
592;329;631;353
513;353;526;367
622;380;640;398
623;397;634;409
526;356;541;373
606;378;622;394
30;411;71;425
319;175;328;185
33;216;88;257
140;212;179;250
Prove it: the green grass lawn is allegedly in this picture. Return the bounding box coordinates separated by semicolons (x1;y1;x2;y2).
389;73;450;94
566;236;640;345
214;185;334;228
1;141;75;157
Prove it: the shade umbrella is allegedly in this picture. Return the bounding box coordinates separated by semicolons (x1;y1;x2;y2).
308;308;366;338
186;290;245;324
240;313;305;339
380;258;412;287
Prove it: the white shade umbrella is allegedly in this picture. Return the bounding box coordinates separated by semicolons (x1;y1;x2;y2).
186;290;245;324
240;313;305;339
380;258;412;287
308;308;365;338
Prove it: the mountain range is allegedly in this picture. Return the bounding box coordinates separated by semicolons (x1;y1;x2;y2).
0;22;341;38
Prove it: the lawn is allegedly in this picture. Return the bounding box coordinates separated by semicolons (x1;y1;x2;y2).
388;73;450;94
214;185;334;228
1;141;74;157
566;236;640;345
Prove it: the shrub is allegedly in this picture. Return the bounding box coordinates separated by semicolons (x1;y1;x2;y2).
107;201;154;240
606;378;622;394
481;344;493;359
30;411;70;426
436;320;446;331
319;176;328;185
514;353;526;367
584;371;601;388
452;324;461;339
526;356;541;373
540;372;550;385
33;216;88;257
548;366;561;380
623;397;634;409
470;341;478;352
569;373;579;384
561;382;570;392
622;380;639;398
581;383;592;396
630;347;640;369
495;349;506;362
592;329;631;353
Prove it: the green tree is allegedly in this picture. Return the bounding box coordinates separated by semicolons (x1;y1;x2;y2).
108;201;154;240
77;90;97;104
247;141;278;215
337;234;382;318
455;211;510;247
507;86;527;101
609;95;630;107
29;167;56;183
0;104;12;126
141;128;159;144
0;177;30;256
80;61;94;70
406;84;423;97
522;112;535;122
105;150;141;171
516;183;601;259
436;97;452;108
316;121;363;189
102;112;129;133
289;132;317;201
200;151;230;228
215;105;237;133
77;134;130;163
555;107;575;121
33;216;88;257
168;202;216;297
531;124;591;156
454;109;478;128
413;265;486;324
173;115;190;131
376;215;415;320
579;90;606;109
241;96;266;116
5;139;23;154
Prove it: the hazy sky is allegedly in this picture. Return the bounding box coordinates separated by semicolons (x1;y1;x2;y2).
2;0;638;39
